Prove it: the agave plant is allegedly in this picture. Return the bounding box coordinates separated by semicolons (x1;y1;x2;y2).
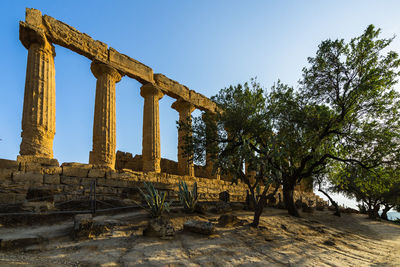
178;180;198;213
138;182;171;218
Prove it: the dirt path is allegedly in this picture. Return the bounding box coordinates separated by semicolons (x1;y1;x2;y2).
0;209;399;266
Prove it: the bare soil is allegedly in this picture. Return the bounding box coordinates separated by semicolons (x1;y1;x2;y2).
0;208;399;266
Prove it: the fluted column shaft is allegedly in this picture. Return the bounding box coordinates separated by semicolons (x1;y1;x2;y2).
203;112;220;179
20;35;56;158
89;62;122;169
141;84;164;172
172;99;195;176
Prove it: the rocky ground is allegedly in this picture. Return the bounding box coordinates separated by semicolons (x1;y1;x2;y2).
0;207;399;266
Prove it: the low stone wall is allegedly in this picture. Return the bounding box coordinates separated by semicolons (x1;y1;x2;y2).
0;158;323;208
116;151;209;178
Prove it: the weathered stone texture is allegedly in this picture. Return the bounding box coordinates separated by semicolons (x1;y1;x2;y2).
88;169;106;178
108;48;153;84
154;74;218;113
89;62;121;169
25;8;42;26
43;174;60;184
189;90;217;112
0;159;18;170
21;8;218;113
141;84;164;172
19;23;56;158
62;163;92;177
13;172;43;184
154;74;190;100
42;15;108;61
0;168;13;178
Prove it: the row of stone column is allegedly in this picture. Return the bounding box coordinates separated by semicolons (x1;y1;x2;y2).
19;31;210;177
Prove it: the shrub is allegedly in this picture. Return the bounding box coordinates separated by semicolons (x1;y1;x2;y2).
138;182;171;218
178;181;198;213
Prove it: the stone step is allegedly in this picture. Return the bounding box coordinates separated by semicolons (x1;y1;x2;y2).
0;221;73;251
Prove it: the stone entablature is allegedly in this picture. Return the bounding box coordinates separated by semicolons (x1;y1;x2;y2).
18;8;218;172
20;8;217;112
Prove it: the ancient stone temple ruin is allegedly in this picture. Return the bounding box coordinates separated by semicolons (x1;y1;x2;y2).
0;8;321;207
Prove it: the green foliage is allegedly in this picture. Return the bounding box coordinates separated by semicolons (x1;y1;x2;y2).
185;24;400;218
178;181;198;213
138;182;171;218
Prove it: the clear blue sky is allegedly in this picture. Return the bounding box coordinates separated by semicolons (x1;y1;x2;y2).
1;1;400;207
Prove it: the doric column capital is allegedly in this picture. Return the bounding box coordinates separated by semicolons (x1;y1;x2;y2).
140;83;164;99
19;22;55;55
91;62;122;82
171;99;195;114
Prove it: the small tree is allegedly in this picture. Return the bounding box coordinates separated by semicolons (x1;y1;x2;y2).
188;80;281;226
332;164;400;219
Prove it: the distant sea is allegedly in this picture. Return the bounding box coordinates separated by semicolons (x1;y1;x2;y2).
387;212;400;221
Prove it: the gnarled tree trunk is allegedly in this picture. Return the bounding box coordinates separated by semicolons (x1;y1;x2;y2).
283;180;299;217
250;194;267;227
368;203;380;219
318;187;340;217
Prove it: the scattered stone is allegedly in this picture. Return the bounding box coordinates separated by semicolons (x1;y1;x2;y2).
73;214;108;240
218;214;238;227
143;217;175;240
21;201;55;213
184;220;215;235
195;202;209;214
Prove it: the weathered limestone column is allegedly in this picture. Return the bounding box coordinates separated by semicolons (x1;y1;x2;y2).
202;112;220;179
172;99;195;176
141;84;164;172
89;62;122;169
19;24;56;158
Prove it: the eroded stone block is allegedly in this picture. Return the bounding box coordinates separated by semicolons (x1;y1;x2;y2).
62;163;92;177
43;166;62;175
0;193;26;204
43;174;60;184
12;171;43;184
0;159;19;170
0;169;13;181
88;169;106;178
154;74;190;100
42;15;108;61
17;155;59;166
25;8;42;26
109;48;153;83
60;176;81;185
